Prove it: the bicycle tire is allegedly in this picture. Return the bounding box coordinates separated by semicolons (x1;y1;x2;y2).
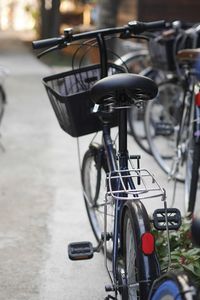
81;145;113;256
144;80;184;181
185;142;200;214
128;68;167;155
0;85;6;125
128;103;152;155
121;200;160;300
114;51;150;74
149;272;197;300
115;52;152;154
184;101;200;214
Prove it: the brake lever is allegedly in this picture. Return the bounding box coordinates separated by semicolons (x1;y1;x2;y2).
37;43;67;59
119;32;150;41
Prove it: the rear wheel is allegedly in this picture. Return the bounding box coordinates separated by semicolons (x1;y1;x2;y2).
121;201;160;300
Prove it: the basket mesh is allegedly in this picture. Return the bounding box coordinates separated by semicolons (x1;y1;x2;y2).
43;63;125;137
148;36;176;71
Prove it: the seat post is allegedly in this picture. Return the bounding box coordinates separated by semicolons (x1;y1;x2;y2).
118;106;128;170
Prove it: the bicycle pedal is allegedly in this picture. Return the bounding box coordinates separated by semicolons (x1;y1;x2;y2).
153;208;181;230
104;295;116;300
155;122;174;136
68;241;93;260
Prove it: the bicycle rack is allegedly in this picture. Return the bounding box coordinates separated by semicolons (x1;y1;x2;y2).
106;168;165;200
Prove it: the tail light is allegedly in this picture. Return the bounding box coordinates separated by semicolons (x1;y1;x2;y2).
195;91;200;107
141;232;155;255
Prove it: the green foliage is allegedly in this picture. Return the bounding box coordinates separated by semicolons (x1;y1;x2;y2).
152;216;200;285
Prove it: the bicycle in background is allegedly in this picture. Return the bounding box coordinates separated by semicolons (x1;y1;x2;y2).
116;21;189;156
143;24;200;213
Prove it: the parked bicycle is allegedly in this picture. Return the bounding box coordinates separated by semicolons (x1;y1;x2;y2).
124;21;199;159
33;20;183;300
145;29;200;213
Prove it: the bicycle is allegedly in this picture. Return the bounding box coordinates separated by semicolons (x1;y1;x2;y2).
146;47;200;214
176;48;200;214
115;21;185;156
143;24;200;213
123;22;199;158
33;20;182;300
144;24;200;170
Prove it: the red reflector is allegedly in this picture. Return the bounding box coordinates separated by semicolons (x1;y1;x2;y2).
141;232;155;255
195;92;200;107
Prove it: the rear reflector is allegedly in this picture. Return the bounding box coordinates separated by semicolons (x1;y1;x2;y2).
195;92;200;107
141;232;155;255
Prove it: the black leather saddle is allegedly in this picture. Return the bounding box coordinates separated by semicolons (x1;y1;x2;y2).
90;73;158;106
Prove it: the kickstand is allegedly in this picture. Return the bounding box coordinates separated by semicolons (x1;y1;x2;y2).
170;177;177;208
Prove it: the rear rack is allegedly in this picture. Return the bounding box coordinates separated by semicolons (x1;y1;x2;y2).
106;168;165;200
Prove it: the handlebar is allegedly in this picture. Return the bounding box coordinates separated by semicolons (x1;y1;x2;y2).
32;20;167;50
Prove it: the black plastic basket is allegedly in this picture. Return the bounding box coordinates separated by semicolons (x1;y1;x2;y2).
148;35;176;72
43;63;125;137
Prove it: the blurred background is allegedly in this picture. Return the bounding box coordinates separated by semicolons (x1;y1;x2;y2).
0;1;200;300
0;0;200;40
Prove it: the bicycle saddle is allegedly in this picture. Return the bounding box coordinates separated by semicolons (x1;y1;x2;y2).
90;73;158;105
177;48;200;63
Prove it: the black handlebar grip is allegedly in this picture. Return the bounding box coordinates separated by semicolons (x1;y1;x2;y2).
143;20;166;30
128;20;166;34
32;37;64;49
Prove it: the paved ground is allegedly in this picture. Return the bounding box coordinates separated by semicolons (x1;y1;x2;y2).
0;31;194;300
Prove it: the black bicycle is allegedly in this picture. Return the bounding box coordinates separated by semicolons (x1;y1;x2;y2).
33;20;182;300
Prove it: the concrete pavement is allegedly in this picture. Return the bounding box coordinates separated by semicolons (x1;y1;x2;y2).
0;31;190;300
0;32;108;300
